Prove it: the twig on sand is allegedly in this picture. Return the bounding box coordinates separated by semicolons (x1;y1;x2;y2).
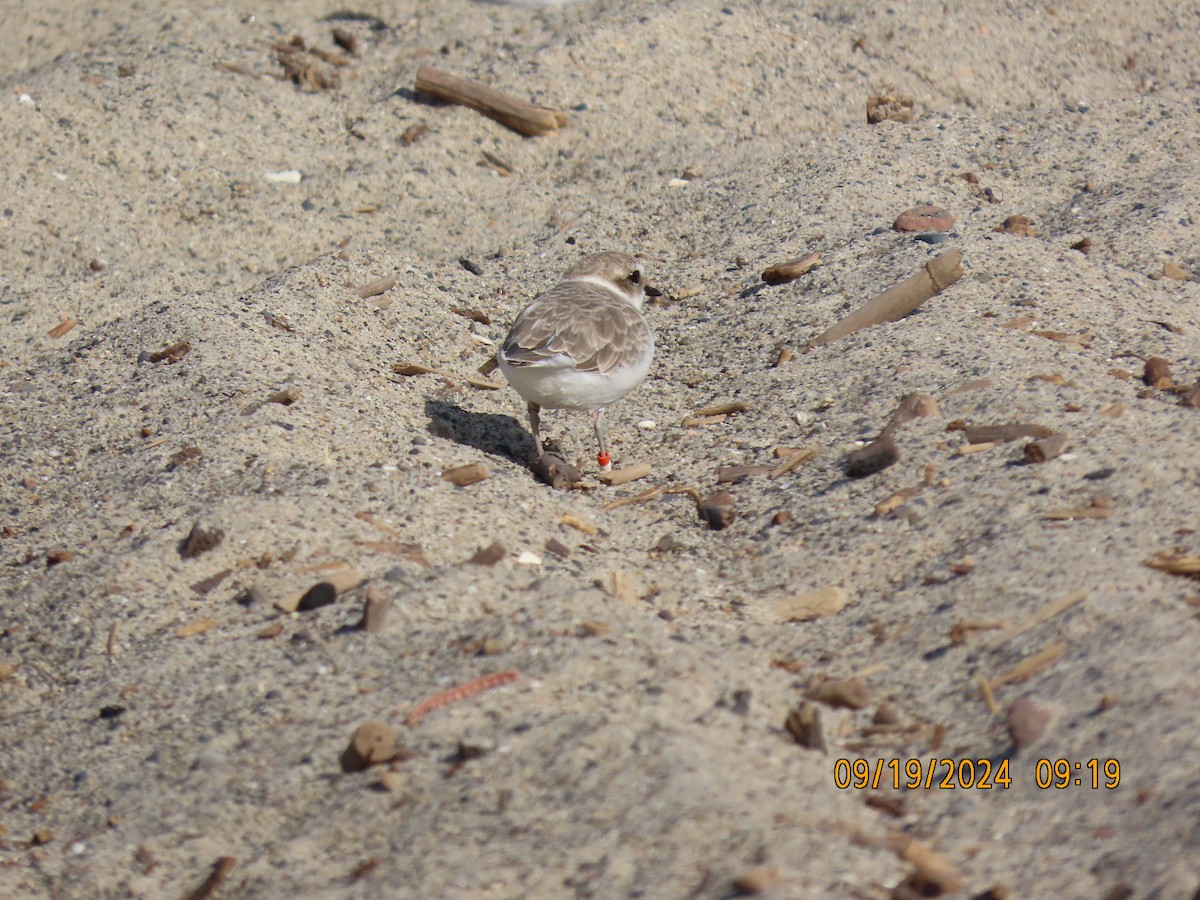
414;66;567;137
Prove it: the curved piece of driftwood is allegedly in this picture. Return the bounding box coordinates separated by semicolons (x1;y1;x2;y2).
809;248;963;348
414;65;567;137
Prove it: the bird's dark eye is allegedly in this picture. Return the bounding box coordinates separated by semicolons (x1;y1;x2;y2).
629;270;641;284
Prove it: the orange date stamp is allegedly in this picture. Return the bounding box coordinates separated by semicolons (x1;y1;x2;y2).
834;757;1122;790
834;757;1011;790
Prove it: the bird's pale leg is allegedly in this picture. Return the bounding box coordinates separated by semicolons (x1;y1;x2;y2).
593;408;611;471
527;401;544;458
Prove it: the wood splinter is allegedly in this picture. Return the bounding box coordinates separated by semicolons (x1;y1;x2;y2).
770;446;820;479
48;318;79;338
353;276;396;299
414;65;567;137
391;361;501;391
986;641;1067;691
597;462;652;487
989;590;1086;648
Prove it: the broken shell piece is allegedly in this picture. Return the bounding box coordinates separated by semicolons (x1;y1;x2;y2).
442;462;489;486
775;586;849;622
761;252;821;286
1023;433;1068;463
785;701;826;751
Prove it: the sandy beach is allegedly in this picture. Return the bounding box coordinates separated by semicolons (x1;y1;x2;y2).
2;1;1199;896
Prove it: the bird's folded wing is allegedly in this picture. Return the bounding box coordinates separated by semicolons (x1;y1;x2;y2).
501;283;649;374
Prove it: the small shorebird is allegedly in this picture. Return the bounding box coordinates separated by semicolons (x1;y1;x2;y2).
497;252;655;471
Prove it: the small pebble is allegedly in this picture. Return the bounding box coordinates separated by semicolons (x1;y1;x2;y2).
698;491;736;530
893;205;954;233
844;434;899;478
1142;357;1173;389
995;215;1036;236
467;541;506;566
341;720;396;773
1006;696;1058;750
442;462;489;487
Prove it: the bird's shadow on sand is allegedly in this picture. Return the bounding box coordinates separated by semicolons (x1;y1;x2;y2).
424;399;536;464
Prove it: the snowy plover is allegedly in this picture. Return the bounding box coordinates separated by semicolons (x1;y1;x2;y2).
498;252;654;471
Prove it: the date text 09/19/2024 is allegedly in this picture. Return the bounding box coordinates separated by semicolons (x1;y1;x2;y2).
833;758;1121;791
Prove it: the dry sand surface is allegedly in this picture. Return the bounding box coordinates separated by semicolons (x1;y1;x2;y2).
3;0;1200;897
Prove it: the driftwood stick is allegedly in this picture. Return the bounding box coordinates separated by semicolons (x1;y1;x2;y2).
414;65;567;137
809;249;963;348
